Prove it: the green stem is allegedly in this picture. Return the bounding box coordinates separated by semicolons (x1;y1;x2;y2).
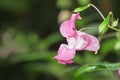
88;4;120;32
89;4;105;20
108;25;120;32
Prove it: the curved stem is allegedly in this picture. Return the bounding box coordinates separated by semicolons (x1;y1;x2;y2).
89;4;105;20
88;4;120;32
108;25;120;32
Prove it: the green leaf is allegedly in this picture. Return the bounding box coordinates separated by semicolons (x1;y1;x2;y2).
74;63;120;77
73;5;90;12
99;12;112;35
9;52;56;64
74;65;97;77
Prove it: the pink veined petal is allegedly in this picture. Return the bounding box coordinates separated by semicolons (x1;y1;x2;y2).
66;31;88;50
67;36;87;50
60;20;77;38
58;60;74;65
60;13;81;38
77;31;100;51
74;36;88;50
54;44;76;61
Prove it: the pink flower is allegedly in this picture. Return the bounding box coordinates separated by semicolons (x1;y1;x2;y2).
54;13;100;65
118;69;120;76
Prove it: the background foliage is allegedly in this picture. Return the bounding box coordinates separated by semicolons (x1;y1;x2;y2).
0;0;120;80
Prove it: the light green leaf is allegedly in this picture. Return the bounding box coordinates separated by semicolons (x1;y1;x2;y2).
99;12;112;35
74;63;120;77
73;5;90;12
74;65;97;77
111;18;119;27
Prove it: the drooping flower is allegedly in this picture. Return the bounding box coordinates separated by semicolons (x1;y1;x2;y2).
54;13;100;65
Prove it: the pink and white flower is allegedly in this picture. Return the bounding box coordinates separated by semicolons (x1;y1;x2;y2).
54;13;100;65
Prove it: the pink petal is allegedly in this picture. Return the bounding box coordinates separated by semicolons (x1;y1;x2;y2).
60;13;81;38
77;31;100;51
60;20;77;38
54;44;76;62
74;36;88;50
118;69;120;76
66;31;88;50
67;35;88;50
70;13;82;21
58;60;74;65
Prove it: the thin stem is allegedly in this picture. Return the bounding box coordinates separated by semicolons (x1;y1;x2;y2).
88;4;120;32
89;4;105;20
108;25;120;32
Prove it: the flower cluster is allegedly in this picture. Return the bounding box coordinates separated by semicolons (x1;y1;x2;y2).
54;13;100;65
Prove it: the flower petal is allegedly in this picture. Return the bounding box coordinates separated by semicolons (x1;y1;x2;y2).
70;13;82;21
78;31;100;51
118;69;120;76
54;44;76;61
60;20;76;38
58;60;74;65
67;31;88;50
60;13;81;38
67;37;76;49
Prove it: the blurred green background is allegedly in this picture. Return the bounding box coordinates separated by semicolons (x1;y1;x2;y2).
0;0;120;80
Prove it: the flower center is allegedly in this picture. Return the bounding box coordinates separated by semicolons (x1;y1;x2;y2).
67;35;87;50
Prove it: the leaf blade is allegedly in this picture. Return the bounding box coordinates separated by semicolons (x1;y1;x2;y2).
74;63;120;77
73;5;90;12
99;12;112;35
